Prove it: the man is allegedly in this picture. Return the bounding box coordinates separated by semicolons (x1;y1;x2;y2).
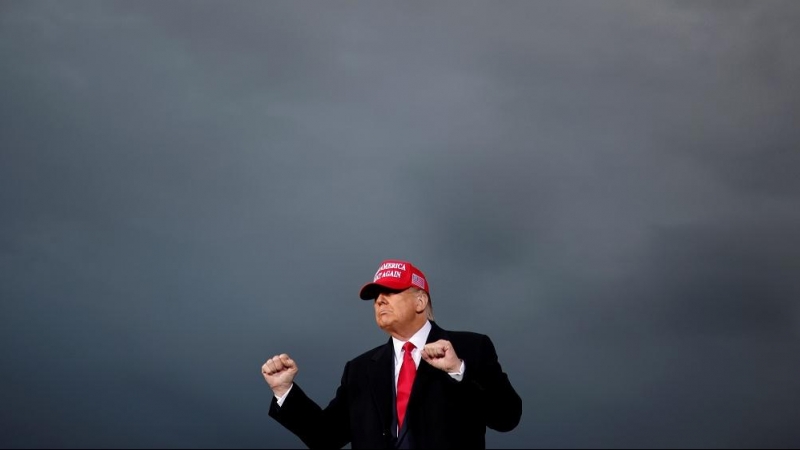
262;260;522;449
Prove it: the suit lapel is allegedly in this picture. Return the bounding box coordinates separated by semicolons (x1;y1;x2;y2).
405;322;449;419
368;338;395;434
371;322;451;443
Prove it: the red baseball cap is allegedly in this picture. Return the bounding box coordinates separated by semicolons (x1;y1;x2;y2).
359;260;430;300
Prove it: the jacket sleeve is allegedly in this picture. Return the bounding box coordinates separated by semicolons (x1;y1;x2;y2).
460;335;522;432
268;362;352;449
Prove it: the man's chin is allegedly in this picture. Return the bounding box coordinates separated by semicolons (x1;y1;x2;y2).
376;318;395;332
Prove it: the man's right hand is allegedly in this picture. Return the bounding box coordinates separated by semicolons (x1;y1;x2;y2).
262;353;298;398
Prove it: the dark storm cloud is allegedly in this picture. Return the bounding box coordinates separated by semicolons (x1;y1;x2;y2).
1;1;799;448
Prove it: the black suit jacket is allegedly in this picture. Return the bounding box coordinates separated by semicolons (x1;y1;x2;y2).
268;322;522;449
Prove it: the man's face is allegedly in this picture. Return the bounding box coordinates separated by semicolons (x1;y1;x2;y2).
373;287;421;333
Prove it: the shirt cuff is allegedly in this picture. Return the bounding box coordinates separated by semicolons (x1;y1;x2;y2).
274;384;293;407
447;360;465;382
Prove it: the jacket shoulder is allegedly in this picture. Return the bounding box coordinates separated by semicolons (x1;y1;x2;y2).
347;340;391;365
446;329;489;340
442;327;492;345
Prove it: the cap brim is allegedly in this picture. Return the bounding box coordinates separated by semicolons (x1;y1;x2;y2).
359;281;408;300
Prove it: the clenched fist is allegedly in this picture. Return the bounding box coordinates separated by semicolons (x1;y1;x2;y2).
261;354;298;398
421;339;462;373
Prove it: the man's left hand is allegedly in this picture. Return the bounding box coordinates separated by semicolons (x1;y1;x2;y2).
421;339;461;373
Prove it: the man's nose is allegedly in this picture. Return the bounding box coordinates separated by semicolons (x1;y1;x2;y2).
375;294;389;304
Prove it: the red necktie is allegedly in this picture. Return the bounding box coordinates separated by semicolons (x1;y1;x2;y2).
396;342;417;429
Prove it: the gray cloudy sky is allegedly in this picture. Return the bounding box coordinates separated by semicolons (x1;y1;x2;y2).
1;1;799;448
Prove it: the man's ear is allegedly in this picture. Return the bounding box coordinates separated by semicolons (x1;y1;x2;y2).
416;293;428;313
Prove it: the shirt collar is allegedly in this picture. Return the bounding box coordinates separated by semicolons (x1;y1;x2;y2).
392;320;431;362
